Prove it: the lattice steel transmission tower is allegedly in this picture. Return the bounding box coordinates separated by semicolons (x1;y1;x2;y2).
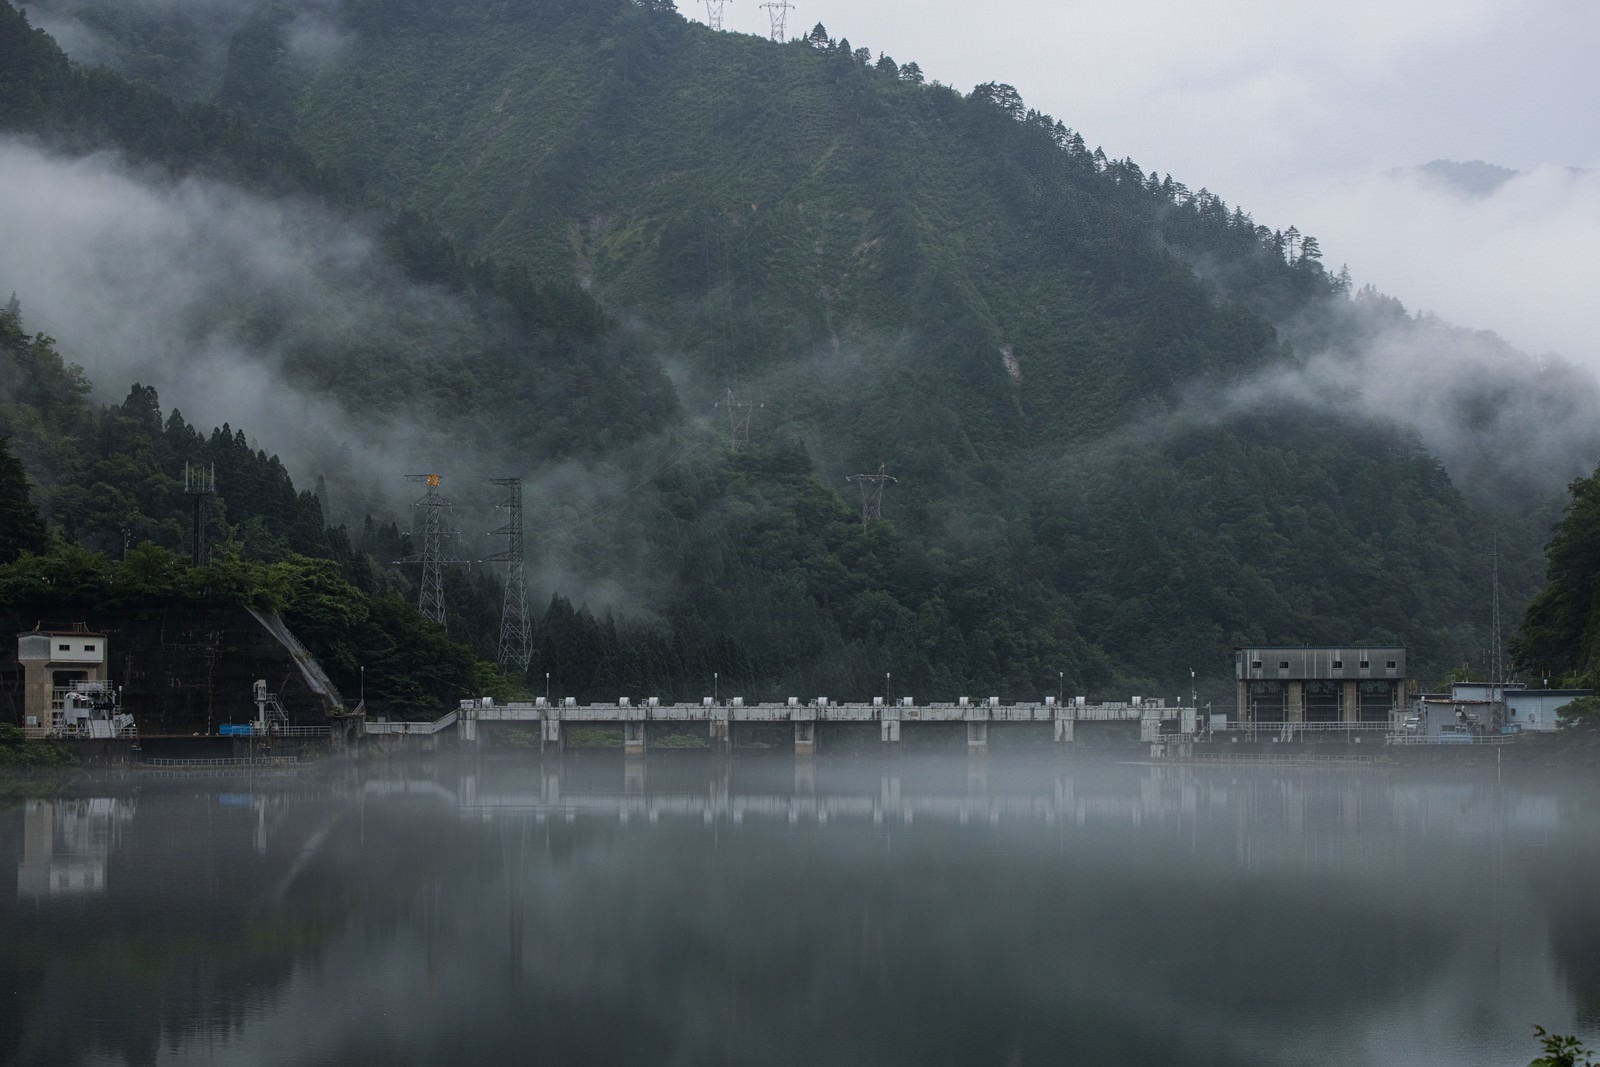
719;387;763;451
1490;534;1504;689
759;0;793;41
183;462;215;566
847;463;897;527
703;0;732;30
487;478;532;675
404;474;455;625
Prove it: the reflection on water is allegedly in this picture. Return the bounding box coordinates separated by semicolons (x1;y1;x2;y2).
2;757;1598;1066
17;797;135;898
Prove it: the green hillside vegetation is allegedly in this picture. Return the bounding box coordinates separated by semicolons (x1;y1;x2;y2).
263;1;1299;427
0;0;332;194
2;0;1593;707
240;0;1597;497
1515;464;1600;690
0;1;678;471
207;0;1570;682
0;304;487;716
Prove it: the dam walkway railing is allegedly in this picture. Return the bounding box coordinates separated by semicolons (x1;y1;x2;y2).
365;697;1185;752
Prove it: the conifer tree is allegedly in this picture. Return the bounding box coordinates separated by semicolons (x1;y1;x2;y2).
0;435;49;564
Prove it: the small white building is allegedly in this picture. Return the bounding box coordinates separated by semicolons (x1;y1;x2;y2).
1414;682;1593;735
16;628;109;736
1451;683;1592;734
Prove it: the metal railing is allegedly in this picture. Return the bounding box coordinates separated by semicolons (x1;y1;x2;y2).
1385;733;1517;746
365;710;459;736
269;725;331;738
142;758;300;767
22;719;138;741
1173;751;1381;765
1210;721;1395;739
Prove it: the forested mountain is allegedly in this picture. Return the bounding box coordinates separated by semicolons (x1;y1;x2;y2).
1411;159;1520;197
4;0;1597;705
0;301;492;716
1514;465;1600;690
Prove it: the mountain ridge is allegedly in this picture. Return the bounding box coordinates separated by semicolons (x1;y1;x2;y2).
3;0;1596;699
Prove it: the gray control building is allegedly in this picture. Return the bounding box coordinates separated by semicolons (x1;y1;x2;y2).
1235;647;1408;725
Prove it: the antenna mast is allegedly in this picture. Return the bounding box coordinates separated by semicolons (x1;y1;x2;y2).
759;0;793;40
183;462;216;566
846;463;897;527
703;0;732;31
487;478;533;675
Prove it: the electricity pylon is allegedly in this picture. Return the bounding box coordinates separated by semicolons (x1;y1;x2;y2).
703;0;731;30
759;0;793;41
718;387;762;451
847;463;897;527
487;478;532;675
400;474;463;626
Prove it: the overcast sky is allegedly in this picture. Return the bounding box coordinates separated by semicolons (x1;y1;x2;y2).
698;0;1600;366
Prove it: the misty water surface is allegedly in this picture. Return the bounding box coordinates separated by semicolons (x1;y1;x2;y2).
3;755;1599;1066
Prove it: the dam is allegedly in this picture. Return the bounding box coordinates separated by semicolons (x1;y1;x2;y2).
365;694;1191;754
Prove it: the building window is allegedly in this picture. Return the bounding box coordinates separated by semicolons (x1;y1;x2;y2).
83;644;96;653
1250;660;1262;670
1332;660;1343;669
1385;660;1397;670
58;644;70;652
1359;660;1370;669
1278;661;1290;670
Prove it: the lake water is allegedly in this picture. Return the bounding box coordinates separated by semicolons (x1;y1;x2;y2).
4;754;1599;1066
